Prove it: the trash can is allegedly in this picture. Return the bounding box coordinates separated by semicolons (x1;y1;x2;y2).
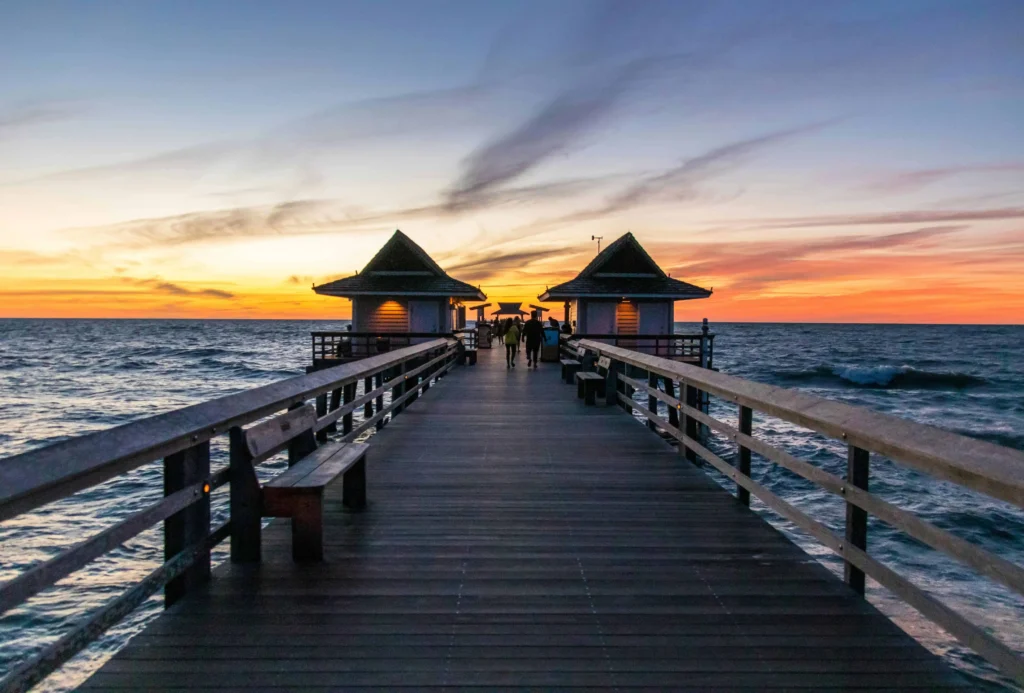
540;326;560;362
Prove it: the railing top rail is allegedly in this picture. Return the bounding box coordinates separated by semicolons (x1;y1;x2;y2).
578;339;1024;509
311;331;463;337
0;338;452;522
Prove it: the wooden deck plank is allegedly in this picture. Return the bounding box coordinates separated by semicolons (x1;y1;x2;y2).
78;346;967;691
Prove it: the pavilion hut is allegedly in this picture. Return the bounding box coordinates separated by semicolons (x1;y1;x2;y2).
538;232;712;361
491;302;528;320
310;230;485;365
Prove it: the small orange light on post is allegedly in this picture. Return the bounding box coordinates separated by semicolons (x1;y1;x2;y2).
202;483;211;494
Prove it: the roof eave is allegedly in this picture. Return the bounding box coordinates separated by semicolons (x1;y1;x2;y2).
538;291;711;301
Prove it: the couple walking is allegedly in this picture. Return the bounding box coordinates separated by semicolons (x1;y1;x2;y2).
503;311;544;369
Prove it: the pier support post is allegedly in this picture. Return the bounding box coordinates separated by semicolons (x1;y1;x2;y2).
164;441;210;607
229;427;261;563
737;406;752;505
845;445;870;594
342;382;356;435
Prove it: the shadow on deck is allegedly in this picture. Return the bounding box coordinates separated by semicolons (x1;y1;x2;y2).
80;347;966;691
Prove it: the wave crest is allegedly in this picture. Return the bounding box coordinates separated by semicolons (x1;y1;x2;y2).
778;365;986;389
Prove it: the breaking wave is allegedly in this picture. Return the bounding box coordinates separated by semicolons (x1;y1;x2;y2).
776;364;986;389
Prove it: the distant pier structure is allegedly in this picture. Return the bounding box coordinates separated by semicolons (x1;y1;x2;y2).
310;230;486;367
540;232;714;364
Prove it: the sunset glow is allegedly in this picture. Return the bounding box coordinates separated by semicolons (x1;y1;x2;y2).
1;1;1022;323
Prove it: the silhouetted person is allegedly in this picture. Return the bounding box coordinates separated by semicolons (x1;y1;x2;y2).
522;310;544;369
503;318;519;368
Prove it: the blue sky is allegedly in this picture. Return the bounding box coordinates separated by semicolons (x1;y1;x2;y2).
1;0;1022;320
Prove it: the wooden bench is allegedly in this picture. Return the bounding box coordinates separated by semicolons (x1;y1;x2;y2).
576;355;611;405
240;404;368;562
560;346;586;384
575;372;604;405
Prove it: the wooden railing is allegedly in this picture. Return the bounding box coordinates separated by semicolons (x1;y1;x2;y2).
571;338;1024;684
311;331;470;363
0;338;460;692
565;330;713;367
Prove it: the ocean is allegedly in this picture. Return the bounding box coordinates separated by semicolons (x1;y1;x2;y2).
0;319;1022;691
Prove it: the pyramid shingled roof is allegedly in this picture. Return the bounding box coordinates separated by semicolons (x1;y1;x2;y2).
538;233;711;301
313;230;486;301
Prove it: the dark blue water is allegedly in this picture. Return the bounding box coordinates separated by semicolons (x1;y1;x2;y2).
0;319;1021;690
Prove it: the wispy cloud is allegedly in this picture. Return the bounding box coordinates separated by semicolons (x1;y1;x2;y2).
861;164;1024;194
752;208;1024;230
0;103;77;138
122;277;235;299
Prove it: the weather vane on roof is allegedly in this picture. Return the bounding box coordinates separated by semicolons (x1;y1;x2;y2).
591;235;604;254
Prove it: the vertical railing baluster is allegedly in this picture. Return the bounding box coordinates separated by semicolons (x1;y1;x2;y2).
163;441;210;607
364;377;373;418
845;445;870;594
737;406;752;506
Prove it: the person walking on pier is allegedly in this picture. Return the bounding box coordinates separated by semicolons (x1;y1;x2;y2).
522;310;544;369
503;318;520;368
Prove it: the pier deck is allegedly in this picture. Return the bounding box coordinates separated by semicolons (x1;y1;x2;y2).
80;347;966;691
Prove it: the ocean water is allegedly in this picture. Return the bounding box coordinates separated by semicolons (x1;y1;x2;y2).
1;319;1022;690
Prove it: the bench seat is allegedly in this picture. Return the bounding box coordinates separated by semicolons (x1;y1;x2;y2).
575;371;605;404
560;358;582;383
263;441;368;561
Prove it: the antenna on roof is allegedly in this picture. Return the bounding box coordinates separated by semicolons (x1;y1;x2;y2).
591;235;604;254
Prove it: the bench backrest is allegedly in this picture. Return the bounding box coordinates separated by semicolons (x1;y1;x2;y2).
244;404;318;464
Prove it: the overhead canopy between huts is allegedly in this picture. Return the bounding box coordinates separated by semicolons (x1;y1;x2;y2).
538;232;711;301
491;302;528;316
313;230;486;301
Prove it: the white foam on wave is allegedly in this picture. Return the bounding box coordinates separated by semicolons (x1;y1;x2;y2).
832;364;912;386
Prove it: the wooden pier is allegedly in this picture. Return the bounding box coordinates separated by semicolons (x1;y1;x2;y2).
2;338;1022;691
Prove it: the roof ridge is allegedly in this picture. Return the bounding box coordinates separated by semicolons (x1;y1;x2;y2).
362;230;448;277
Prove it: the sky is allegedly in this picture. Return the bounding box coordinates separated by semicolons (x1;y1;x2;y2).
1;0;1022;323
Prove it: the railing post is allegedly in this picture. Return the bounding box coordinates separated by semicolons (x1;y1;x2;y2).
364;377;374;418
681;383;698;464
621;364;634;413
393;362;407;417
647;371;658;431
845;445;870;595
229;426;261;563
737;406;752;506
342;382;356;434
326;386;342;434
375;373;385;429
163;441;210;607
315;392;329;443
664;378;679;429
605;359;620;406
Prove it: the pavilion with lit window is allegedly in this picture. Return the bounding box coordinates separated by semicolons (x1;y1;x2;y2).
538;232;713;361
310;230;485;365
